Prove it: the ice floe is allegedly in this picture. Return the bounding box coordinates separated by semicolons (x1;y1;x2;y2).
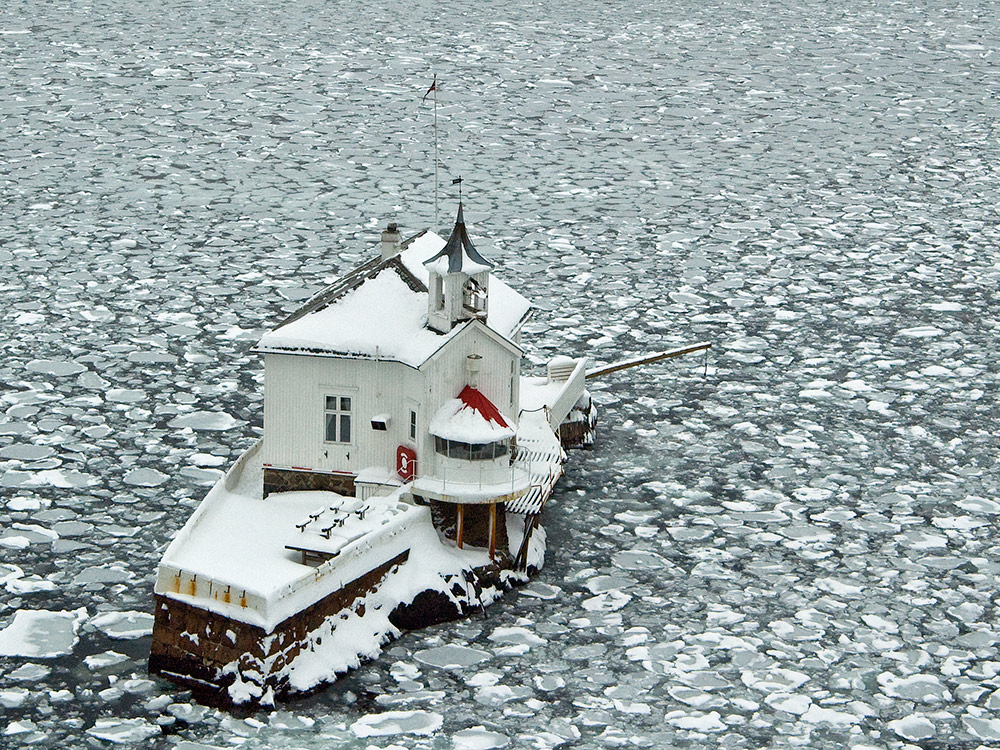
0;608;88;658
88;611;155;640
889;714;936;740
167;411;242;431
122;468;169;487
25;360;86;376
351;710;443;737
452;726;510;749
85;718;160;743
414;645;491;670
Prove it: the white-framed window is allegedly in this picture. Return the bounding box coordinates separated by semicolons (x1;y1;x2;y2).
434;436;509;460
409;410;417;441
324;395;352;443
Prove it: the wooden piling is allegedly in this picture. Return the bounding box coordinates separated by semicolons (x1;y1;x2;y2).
488;503;496;559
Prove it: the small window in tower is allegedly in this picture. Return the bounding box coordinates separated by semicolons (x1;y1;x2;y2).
432;276;445;311
462;278;486;314
409;410;417;440
324;395;353;443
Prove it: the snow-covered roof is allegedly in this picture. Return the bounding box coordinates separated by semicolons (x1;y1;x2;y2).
256;229;531;367
423;204;494;276
429;386;516;443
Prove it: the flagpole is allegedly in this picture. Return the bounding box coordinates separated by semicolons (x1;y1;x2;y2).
422;74;439;229
433;79;438;230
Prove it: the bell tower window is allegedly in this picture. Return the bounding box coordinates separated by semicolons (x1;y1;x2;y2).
431;276;445;311
463;278;486;315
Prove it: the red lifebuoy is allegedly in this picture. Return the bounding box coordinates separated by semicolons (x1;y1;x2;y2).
396;446;417;480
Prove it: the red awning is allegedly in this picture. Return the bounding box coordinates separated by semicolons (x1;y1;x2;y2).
457;385;509;428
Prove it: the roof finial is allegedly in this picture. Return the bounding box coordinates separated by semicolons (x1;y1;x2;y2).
452;175;463;203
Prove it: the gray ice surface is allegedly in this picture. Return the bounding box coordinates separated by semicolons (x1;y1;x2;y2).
1;0;998;747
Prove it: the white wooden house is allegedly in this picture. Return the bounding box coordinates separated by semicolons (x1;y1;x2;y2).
255;205;534;555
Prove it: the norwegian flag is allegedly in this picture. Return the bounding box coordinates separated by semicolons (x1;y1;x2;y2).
422;75;437;102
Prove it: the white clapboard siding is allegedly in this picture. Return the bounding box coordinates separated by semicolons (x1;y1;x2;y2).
421;328;519;481
262;353;424;475
423;323;520;418
261;322;521;483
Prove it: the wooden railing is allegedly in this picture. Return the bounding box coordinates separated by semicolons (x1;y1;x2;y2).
544;358;588;430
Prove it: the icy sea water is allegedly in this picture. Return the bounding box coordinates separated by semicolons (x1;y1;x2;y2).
1;0;998;746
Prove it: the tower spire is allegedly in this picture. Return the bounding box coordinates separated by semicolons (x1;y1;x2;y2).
424;203;494;333
425;203;494;274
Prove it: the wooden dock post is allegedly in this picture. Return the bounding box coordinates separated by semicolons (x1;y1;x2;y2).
488;502;497;560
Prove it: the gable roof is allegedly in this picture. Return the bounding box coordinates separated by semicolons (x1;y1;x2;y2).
256;229;532;368
275;235;428;330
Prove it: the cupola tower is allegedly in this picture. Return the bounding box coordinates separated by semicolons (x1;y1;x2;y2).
424;204;494;334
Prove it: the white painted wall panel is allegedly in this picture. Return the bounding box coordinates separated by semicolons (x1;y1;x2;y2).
421;325;520;480
262;353;424;477
261;322;522;486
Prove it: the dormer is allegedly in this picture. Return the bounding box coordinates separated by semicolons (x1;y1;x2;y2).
424;204;494;334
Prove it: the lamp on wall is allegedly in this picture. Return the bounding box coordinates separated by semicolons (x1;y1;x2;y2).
466;354;482;387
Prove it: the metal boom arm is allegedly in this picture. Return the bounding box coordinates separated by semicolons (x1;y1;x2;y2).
585;342;712;380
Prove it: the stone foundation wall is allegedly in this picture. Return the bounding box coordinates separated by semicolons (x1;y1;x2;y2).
388;557;510;630
558;420;590;447
559;395;597;449
149;550;407;702
263;467;356;498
